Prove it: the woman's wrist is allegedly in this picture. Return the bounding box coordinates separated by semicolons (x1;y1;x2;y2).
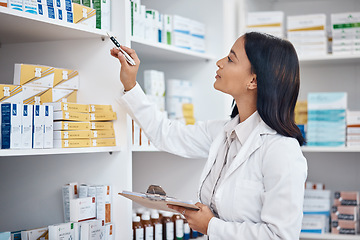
123;82;136;92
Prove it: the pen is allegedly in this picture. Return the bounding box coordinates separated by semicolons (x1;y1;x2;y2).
107;32;136;66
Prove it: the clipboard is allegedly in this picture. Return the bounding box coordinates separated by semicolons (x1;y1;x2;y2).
118;190;200;213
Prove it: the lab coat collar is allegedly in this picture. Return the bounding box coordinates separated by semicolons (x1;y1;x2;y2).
198;119;276;197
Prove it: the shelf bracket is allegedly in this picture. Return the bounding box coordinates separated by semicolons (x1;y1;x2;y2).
101;36;105;41
109;151;113;155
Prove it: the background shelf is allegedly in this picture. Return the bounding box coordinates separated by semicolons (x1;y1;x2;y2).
300;233;360;240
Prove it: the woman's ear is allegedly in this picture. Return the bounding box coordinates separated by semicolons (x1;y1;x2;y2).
247;75;257;90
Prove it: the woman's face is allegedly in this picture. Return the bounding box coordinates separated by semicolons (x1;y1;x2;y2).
214;36;256;99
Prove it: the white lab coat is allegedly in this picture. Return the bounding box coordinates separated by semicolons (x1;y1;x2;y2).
118;83;308;240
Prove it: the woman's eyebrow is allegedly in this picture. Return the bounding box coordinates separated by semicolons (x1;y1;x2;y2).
230;49;238;60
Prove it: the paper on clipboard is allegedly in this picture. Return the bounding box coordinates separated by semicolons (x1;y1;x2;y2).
118;191;200;213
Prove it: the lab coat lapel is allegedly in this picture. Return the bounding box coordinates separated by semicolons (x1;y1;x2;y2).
223;124;263;180
198;132;226;186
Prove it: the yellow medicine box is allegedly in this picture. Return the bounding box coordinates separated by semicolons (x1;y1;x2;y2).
0;84;23;104
54;130;91;139
90;121;114;130
90;138;116;147
54;139;91;148
89;104;113;112
91;129;115;138
13;64;55;88
53;121;91;131
90;112;117;121
51;89;77;103
48;102;89;113
22;86;52;105
53;111;90;122
73;3;96;28
53;68;80;90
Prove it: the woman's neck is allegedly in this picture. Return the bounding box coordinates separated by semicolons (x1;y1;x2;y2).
235;98;257;123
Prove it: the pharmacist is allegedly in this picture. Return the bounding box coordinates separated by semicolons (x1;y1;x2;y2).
111;32;308;240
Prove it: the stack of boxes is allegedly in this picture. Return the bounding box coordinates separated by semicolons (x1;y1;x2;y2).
346;110;360;147
331;191;359;234
331;12;360;55
302;185;331;234
287;14;327;56
166;79;193;123
246;11;285;38
307;92;347;147
143;70;165;112
130;0;206;52
52;102;116;148
295;101;308;143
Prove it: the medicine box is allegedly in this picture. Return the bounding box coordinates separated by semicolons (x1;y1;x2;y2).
89;112;117;121
62;182;79;222
43;105;53;148
72;3;96;28
332;220;359;234
90;121;114;130
53;68;79;90
23;0;37;14
0;84;23;104
0;0;7;7
93;0;111;31
331;205;359;221
37;4;56;20
89;104;113;113
48;102;89;113
11;231;21;240
247;11;284;37
53;130;91;139
37;0;54;7
1;103;22;149
287;14;326;32
32;105;44;149
304;189;331;199
70;196;96;222
55;0;71;11
20;227;48;240
49;222;78;240
334;191;359;206
52;88;77;103
96;185;112;223
105;224;114;240
54;121;90;131
301;215;328;234
163;14;172;45
54;139;91;148
22;86;52;105
14;64;55;88
21;104;33;149
0;232;10;240
53;111;90;121
8;0;22;11
90;138;116;147
91;129;115;138
88;220;105;240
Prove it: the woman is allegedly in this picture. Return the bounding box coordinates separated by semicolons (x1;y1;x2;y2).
111;32;308;239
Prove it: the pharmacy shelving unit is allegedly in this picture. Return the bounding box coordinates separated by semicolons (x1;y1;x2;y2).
238;0;360;240
0;2;133;239
301;233;360;240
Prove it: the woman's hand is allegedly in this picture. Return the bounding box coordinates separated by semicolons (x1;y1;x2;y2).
110;46;140;91
168;202;214;235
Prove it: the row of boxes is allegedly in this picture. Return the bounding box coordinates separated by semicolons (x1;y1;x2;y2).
1;220;113;240
131;0;206;53
143;69;165;112
2;0;110;30
0;103;53;149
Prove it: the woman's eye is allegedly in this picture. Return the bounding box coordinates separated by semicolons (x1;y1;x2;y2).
228;56;233;62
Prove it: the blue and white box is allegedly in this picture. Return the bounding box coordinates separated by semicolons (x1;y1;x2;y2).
0;232;11;240
8;0;22;11
307;92;347;146
23;0;38;14
37;4;56;20
21;104;33;149
190;20;206;53
43;105;53;149
32;104;44;149
1;103;21;149
37;0;54;7
172;15;191;49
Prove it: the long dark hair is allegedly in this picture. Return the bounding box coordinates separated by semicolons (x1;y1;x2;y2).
231;32;305;146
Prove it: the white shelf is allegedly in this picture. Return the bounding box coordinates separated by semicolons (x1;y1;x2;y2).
300;233;360;240
0;7;107;44
0;146;121;157
299;54;360;66
131;37;216;62
132;145;159;152
301;146;360;153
